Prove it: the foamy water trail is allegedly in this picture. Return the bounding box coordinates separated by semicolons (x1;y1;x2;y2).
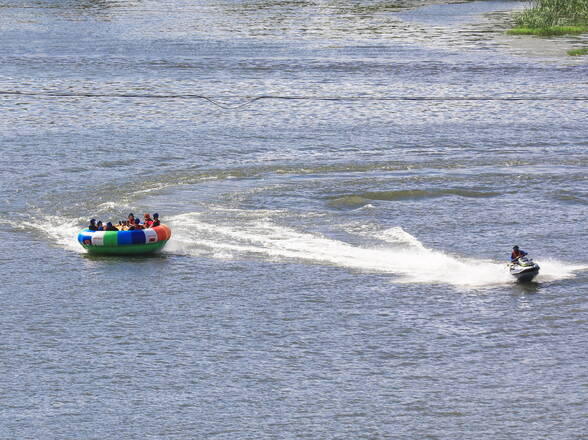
10;209;583;287
379;226;427;250
166;212;548;287
534;259;588;282
7;215;85;253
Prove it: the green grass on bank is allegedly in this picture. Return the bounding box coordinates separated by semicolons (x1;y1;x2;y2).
507;0;588;55
513;0;588;28
568;47;588;56
507;25;587;36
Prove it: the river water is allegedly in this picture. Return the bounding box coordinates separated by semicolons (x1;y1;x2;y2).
1;0;587;438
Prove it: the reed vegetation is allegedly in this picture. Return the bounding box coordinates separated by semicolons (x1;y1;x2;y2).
512;0;588;28
508;0;588;55
508;25;586;36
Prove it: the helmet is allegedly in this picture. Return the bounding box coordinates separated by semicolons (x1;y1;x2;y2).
153;213;159;218
513;245;519;250
90;218;96;223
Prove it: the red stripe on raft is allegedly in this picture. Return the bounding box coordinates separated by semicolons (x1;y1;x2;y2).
161;224;172;240
153;224;171;241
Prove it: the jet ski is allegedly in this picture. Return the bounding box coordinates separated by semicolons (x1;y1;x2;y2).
509;256;540;282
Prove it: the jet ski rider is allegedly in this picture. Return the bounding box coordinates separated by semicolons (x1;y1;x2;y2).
511;245;528;262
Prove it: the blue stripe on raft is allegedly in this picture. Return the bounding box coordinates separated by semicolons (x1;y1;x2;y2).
117;230;134;245
78;231;93;245
78;228;156;247
131;229;146;244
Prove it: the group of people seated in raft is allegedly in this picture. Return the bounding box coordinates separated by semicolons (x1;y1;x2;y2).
88;213;161;231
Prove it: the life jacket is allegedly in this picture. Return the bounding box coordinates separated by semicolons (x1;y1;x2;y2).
511;249;526;260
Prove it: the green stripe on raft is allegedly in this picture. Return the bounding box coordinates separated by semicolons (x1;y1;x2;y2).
81;240;168;255
103;231;119;247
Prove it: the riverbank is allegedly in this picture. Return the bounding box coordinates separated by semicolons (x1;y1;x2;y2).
507;0;588;55
397;0;587;61
508;25;587;37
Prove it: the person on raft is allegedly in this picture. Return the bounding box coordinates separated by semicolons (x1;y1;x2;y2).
128;218;145;230
88;213;162;231
105;222;118;232
143;213;153;228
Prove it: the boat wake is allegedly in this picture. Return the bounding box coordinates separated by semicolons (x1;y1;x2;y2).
166;211;581;288
8;208;585;288
5;214;85;253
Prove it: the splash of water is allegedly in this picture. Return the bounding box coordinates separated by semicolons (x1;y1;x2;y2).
379;226;427;250
12;208;584;288
166;212;520;287
7;215;85;253
533;259;588;282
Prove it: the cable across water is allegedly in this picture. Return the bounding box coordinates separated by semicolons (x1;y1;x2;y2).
1;90;587;109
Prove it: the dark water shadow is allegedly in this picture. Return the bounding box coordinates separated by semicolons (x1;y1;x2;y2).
511;280;542;295
13;0;141;21
81;251;169;263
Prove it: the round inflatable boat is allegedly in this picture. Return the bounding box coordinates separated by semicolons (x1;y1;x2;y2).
78;224;172;255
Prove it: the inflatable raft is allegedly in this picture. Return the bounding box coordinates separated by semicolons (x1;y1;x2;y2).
78;224;172;255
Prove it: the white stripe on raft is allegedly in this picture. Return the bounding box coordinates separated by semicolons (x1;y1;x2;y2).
144;228;158;243
91;231;105;246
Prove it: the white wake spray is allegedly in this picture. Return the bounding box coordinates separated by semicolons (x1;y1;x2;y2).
11;209;584;288
165;211;583;287
7;215;85;253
